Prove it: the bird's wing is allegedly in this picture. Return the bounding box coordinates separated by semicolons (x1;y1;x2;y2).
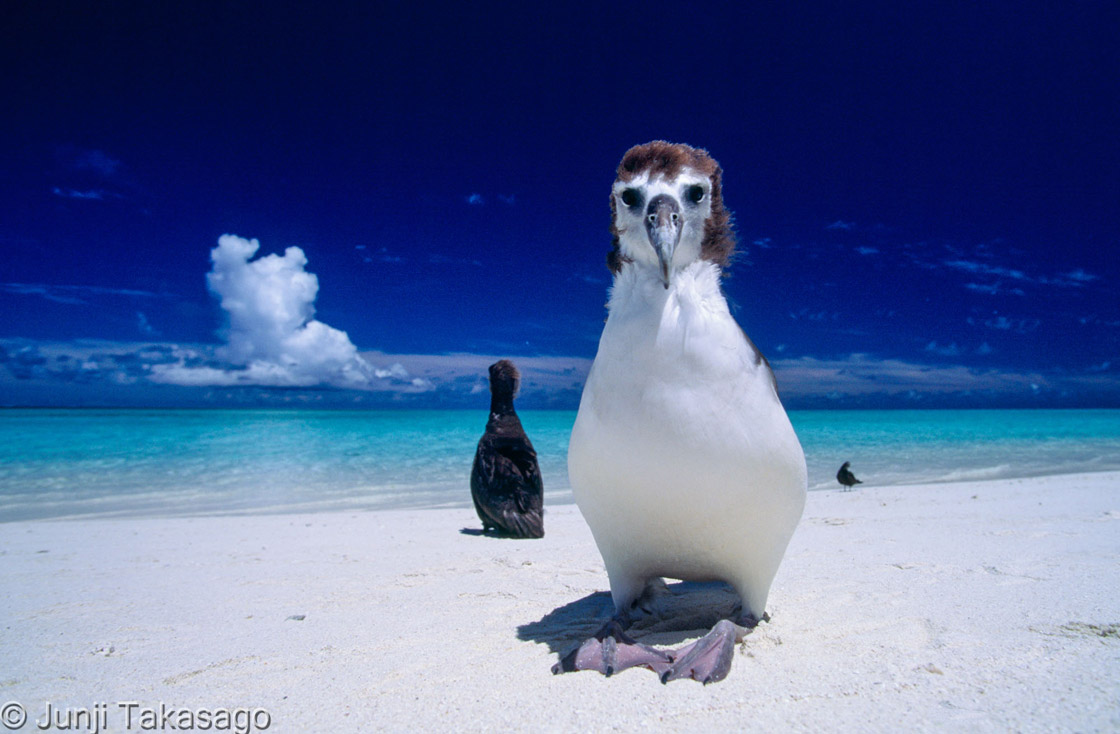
473;437;542;503
472;435;544;537
490;436;543;509
737;325;779;396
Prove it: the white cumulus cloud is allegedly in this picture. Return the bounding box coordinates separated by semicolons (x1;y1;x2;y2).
205;235;372;387
151;235;413;390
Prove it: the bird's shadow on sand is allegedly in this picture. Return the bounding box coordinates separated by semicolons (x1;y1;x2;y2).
518;581;742;655
458;527;537;539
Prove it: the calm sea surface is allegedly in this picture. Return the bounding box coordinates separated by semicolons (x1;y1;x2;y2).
2;408;1119;521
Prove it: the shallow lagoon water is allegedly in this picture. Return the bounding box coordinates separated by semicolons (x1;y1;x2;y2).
2;408;1118;521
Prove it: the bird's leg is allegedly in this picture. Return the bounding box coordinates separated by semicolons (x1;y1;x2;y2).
633;577;670;615
660;611;769;685
551;614;673;677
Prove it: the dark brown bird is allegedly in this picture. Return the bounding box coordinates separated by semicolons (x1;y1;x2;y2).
470;360;544;538
837;461;862;490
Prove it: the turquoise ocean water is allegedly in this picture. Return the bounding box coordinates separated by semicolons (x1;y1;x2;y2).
1;408;1119;522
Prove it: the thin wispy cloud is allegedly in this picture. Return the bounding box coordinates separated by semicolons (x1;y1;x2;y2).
943;259;1029;281
69;148;122;177
1;282;163;304
1;338;587;406
943;257;1100;292
136;312;158;336
6;338;1119;409
925;341;962;357
51;187;116;201
1079;315;1120;328
770;353;1085;403
2;283;85;305
826;220;856;231
357;351;591;406
570;271;606;286
894;240;1102;299
0;340;173;384
429;253;482;267
54;146;123;178
355;245;406;264
965;282;1025;296
789;308;837;322
50;147;130;204
969;315;1040;333
1052;269;1100;286
464;193;517;206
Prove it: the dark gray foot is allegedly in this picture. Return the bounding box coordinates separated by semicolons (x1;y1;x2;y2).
552;619;673;677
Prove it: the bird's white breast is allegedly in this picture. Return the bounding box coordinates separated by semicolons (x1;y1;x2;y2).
569;262;807;611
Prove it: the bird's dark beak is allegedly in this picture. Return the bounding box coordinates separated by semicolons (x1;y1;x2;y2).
644;194;682;289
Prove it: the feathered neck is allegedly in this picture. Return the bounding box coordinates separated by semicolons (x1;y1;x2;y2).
490;391;517;417
608;260;725;312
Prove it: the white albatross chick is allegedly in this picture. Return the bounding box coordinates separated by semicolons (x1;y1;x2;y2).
553;141;807;684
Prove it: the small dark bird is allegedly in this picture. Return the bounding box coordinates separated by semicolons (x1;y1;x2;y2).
837;462;862;490
470;360;544;538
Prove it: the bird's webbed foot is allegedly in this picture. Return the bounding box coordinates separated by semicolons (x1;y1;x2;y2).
661;611;768;685
551;618;673;677
658;619;744;684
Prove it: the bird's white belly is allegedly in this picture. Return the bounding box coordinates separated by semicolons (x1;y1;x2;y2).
571;375;805;583
568;265;807;612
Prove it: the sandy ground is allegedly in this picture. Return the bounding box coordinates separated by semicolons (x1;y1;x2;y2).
2;472;1119;733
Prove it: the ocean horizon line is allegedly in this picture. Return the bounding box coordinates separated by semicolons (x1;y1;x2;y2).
5;404;1120;413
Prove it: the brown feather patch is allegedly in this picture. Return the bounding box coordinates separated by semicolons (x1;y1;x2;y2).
608;141;737;274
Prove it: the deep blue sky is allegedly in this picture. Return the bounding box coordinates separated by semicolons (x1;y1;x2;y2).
2;2;1118;408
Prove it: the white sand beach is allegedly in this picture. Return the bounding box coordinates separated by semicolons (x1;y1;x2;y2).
3;472;1119;732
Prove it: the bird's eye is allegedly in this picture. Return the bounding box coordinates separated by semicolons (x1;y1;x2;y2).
620;189;640;208
686;185;705;204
